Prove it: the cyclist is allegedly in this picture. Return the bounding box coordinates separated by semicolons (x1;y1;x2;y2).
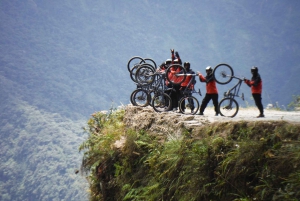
167;49;182;111
197;66;219;116
244;66;264;118
179;62;196;113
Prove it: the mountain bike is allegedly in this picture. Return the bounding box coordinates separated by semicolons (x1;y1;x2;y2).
134;65;181;112
213;63;244;117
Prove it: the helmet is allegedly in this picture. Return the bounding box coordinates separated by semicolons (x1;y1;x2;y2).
251;66;258;74
165;59;172;65
206;66;213;75
184;62;190;70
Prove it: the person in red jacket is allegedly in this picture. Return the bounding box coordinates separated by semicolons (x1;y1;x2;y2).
244;66;264;117
179;62;196;112
167;49;182;111
198;66;219;116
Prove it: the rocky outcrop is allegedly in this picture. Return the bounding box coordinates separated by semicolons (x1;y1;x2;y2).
124;105;210;137
123;105;300;138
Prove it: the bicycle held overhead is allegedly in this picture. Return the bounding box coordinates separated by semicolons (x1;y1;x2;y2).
212;63;245;118
127;54;250;117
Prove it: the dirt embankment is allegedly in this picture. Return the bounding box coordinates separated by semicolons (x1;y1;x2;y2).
123;105;300;136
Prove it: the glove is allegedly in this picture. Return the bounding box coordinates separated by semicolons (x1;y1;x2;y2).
175;51;180;58
170;49;174;54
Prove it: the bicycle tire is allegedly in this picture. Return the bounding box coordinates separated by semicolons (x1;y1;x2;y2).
144;58;157;69
130;89;137;105
130;87;145;105
135;64;156;86
179;96;199;115
130;65;141;83
218;97;239;117
165;64;186;85
213;63;234;85
127;56;145;72
131;89;150;107
152;92;172;112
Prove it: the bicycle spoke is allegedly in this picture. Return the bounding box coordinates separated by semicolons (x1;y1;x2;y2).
219;98;239;117
152;93;172;112
166;64;186;85
179;96;199;115
133;89;150;107
213;63;234;85
135;65;155;85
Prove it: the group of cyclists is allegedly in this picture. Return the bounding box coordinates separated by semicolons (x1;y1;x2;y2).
155;49;264;117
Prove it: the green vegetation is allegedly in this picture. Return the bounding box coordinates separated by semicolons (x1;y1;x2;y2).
288;95;300;111
80;109;300;201
0;98;88;201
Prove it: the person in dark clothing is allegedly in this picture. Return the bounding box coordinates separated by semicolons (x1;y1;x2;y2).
179;62;196;112
244;66;264;118
198;66;219;116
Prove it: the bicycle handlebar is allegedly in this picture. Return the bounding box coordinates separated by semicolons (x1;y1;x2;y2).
175;73;200;76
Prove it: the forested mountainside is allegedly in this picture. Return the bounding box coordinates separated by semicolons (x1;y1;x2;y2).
1;0;300;200
1;0;300;118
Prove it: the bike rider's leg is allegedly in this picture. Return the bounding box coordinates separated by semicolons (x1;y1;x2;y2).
212;93;219;116
188;96;195;110
179;87;186;112
199;93;212;115
172;85;181;111
252;93;264;117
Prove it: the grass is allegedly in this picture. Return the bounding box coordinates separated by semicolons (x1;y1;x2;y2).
80;108;300;201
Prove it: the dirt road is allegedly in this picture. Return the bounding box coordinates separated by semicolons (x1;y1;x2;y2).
196;107;300;124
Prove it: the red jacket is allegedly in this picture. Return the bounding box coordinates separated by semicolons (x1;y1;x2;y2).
244;73;262;94
199;74;218;94
181;69;195;88
167;66;182;84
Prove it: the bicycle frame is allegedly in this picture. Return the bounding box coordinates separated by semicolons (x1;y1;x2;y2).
176;73;202;96
223;75;244;101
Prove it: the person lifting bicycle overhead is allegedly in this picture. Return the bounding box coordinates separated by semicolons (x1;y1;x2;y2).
244;66;264;118
197;66;219;116
167;49;182;111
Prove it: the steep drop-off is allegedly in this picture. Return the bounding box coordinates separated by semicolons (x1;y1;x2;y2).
80;105;300;201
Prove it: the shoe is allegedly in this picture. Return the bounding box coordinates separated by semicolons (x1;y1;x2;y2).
199;112;204;115
215;113;219;116
191;109;194;113
172;108;178;112
257;114;265;118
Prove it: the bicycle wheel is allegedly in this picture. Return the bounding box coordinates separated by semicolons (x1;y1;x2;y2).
218;98;239;117
152;92;172;112
127;56;145;72
131;89;150;107
135;64;156;86
213;63;234;85
165;64;186;85
179;96;199;115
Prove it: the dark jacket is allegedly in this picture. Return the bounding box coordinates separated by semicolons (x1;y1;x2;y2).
244;73;262;94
